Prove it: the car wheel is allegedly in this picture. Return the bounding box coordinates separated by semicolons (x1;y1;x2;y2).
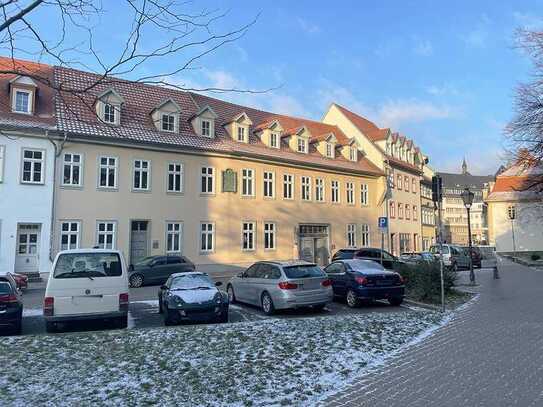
158;299;163;314
45;321;57;333
389;297;403;306
164;308;177;326
217;311;229;323
451;262;458;272
261;292;275;315
129;274;144;288
115;316;128;329
346;289;360;308
13;320;22;335
227;285;237;304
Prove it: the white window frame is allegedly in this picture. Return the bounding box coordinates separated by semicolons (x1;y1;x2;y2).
161;113;176;132
413;205;418;221
270;132;279;148
97;155;118;189
237;125;247;142
301;176;312;201
102;102;119;125
264;222;276;250
241;168;255;197
133;159;151;191
412;178;417;193
263;171;275;198
297;137;308;154
326;142;334;158
360;183;368;206
405;176;410;192
200;166;215;195
283;173;294;200
95;221;117;249
166;221;183;254
13;89;32;114
346;181;355;205
347;224;356;248
21;148;45;185
242;221;256;251
331;180;340;203
62;152;83;187
201;119;211;137
200;222;215;253
315;178;325;202
167;162;184;193
361;224;370;247
350;147;357;161
0;145;4;183
59;221;80;251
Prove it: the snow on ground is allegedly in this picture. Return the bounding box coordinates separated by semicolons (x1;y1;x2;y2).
0;310;446;406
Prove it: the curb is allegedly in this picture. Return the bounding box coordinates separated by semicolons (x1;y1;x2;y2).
403;298;441;311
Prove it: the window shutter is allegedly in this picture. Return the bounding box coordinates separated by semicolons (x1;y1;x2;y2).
0;145;4;182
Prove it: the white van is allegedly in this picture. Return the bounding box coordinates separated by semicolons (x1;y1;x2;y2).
44;249;129;332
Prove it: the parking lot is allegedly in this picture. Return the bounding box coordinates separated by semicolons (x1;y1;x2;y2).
15;270;410;336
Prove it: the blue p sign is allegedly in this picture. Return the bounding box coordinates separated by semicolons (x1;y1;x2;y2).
378;217;388;229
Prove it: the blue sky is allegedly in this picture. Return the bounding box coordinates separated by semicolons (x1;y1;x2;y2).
22;0;543;174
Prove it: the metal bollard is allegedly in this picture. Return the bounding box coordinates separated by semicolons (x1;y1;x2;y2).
493;265;500;279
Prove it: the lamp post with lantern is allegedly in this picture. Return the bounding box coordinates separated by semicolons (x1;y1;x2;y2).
507;205;517;257
461;187;476;285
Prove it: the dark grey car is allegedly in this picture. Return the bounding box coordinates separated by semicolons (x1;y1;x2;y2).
128;255;195;287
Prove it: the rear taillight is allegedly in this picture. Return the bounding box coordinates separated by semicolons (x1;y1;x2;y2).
119;293;129;312
0;294;17;303
355;276;368;285
278;281;298;290
43;296;54;316
321;279;332;287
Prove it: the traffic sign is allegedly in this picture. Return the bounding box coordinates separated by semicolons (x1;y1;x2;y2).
378;217;388;230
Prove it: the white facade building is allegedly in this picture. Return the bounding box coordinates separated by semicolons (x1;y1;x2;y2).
0;134;55;276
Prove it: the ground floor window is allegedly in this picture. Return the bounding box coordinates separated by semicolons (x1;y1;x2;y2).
166;222;182;253
60;221;80;250
346;224;356;248
96;221;116;249
399;233;411;253
200;222;214;253
242;222;256;251
361;224;370;247
264;222;276;250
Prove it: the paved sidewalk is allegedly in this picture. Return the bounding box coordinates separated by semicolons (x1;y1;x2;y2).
322;258;543;407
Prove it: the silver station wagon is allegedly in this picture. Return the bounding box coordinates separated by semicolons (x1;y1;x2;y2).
226;260;333;315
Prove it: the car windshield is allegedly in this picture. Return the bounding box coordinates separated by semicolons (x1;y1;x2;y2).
283;265;325;279
0;281;12;295
347;260;385;271
54;253;122;278
431;246;450;255
421;253;434;260
171;274;214;290
135;256;155;266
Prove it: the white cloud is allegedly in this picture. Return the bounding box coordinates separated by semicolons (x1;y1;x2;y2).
297;17;320;34
413;39;433;56
513;12;543;30
425;83;460;96
377;99;457;127
461;14;491;48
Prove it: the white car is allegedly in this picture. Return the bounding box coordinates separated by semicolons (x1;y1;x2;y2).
44;249;129;332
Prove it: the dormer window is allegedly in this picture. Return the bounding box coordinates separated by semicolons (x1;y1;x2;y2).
96;88;124;126
297;137;308;153
237;126;246;142
201;120;211;137
270;132;279;148
326;142;334;158
103;103;116;124
350;147;357;161
14;90;31;113
162;114;175;132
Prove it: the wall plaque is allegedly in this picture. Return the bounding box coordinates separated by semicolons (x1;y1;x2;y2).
222;168;237;192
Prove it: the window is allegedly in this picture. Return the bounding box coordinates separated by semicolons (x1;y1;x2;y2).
413;205;418;221
162;114;175;132
201;120;211;137
346;182;354;205
237;126;246;142
60;221;80;250
270;132;279;148
133;159;150;191
103;103;116;124
405;204;411;220
349;147;357;161
242;222;255;251
200;222;214;253
331;180;340;203
0;145;4;183
283;174;294;199
347;224;356;248
398;203;404;219
97;156;117;188
326;142;334;158
21;149;44;184
389;200;395;218
297;137;308;153
360;183;368;206
242;168;255;196
264;222;276;250
412;178;417;193
62;153;82;186
96;221;116;249
361;224;370;247
166;222;182;253
14;90;30;113
315;178;325;202
301;176;311;201
405;176;410;192
201;166;215;194
397;175;402;190
167;162;183;192
263;171;275;198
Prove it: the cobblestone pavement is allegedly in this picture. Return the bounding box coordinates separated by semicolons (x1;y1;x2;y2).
322;258;543;407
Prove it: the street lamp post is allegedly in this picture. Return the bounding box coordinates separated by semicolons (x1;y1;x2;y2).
461;187;475;285
507;205;517;258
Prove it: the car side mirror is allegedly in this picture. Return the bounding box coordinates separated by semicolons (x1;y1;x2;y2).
215;281;223;287
238;272;245;278
129;264;134;271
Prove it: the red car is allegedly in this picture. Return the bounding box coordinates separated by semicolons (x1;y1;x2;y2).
9;273;28;291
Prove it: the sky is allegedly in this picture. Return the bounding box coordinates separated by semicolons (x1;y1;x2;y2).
18;0;543;175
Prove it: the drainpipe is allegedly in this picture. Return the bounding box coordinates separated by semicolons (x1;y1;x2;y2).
47;130;67;263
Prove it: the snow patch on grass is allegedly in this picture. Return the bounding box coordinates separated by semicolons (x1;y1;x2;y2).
0;310;446;406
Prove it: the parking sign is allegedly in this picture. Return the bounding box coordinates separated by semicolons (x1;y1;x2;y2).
378;217;388;230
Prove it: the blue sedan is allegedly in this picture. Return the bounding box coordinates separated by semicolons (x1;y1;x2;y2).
324;259;405;307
